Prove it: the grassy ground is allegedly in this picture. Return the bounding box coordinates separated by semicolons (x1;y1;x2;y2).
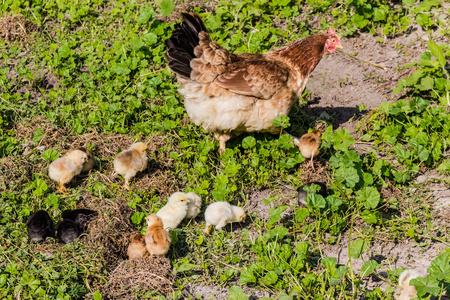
1;0;450;299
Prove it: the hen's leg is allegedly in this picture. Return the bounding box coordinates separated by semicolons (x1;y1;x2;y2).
214;133;231;155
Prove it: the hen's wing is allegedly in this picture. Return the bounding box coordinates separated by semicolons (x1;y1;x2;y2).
213;59;290;99
189;31;290;99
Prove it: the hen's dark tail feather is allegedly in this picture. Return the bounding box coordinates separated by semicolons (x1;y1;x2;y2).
165;12;208;78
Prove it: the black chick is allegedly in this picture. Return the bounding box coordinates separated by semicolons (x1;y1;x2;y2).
56;219;81;243
61;209;97;231
26;210;54;242
297;181;328;206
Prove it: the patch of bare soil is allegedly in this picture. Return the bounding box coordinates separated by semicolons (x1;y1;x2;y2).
246;186;295;221
416;171;450;223
0;14;38;42
321;233;448;294
306;26;441;136
186;283;276;299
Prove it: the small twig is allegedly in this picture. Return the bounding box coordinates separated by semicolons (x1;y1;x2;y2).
336;48;386;70
134;69;164;84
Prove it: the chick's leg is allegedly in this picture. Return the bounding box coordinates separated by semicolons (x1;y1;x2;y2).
214;133;231;155
204;224;212;236
57;181;68;194
306;151;316;171
123;179;130;190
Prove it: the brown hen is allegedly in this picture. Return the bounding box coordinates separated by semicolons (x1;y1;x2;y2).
165;13;342;154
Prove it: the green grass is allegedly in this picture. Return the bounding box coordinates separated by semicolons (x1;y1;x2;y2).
1;0;450;299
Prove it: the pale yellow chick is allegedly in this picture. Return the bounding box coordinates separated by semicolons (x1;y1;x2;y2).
204;202;246;235
299;130;321;171
153;192;190;230
127;233;148;260
185;192;202;219
67;147;95;173
49;149;87;194
113;142;148;190
394;269;420;300
144;214;171;256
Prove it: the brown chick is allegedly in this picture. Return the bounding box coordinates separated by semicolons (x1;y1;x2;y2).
49;149;87;194
298;130;321;171
144;214;171;256
127;233;148;260
113;142;148;190
66;147;95;173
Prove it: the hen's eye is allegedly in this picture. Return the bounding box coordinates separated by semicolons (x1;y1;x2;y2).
332;39;336;43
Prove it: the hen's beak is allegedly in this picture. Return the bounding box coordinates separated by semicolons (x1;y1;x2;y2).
336;44;343;49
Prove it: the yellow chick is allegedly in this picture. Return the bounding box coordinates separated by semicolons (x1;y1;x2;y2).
49;149;87;194
153;192;190;230
144;214;171;256
204;202;246;235
298;130;321;171
113;142;148;190
127;233;148;260
394;269;420;300
185;192;202;219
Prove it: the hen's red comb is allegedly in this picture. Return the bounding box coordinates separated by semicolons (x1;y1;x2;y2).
328;28;336;35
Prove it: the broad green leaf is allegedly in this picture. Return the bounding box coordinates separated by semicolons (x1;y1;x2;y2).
351;14;368;28
428;253;450;279
360;260;379;277
93;290;102;300
356;186;380;209
143;33;158;45
295;208;309;222
131;212;145;225
335;167;359;188
322;257;337;273
261;271;278;285
240;269;256;284
412;276;442;297
32;128;44;143
242;136;256;149
307;193;326;209
176;263;197;272
228;286;248;300
46;194;59;209
33;178;48;197
330;129;355;151
361;210;380;224
138;7;154;23
130;37;144;51
418;76;434;91
42;149;59;162
428;40;446;67
402;0;414;6
350;240;366;259
159;0;175;16
58;42;72;58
